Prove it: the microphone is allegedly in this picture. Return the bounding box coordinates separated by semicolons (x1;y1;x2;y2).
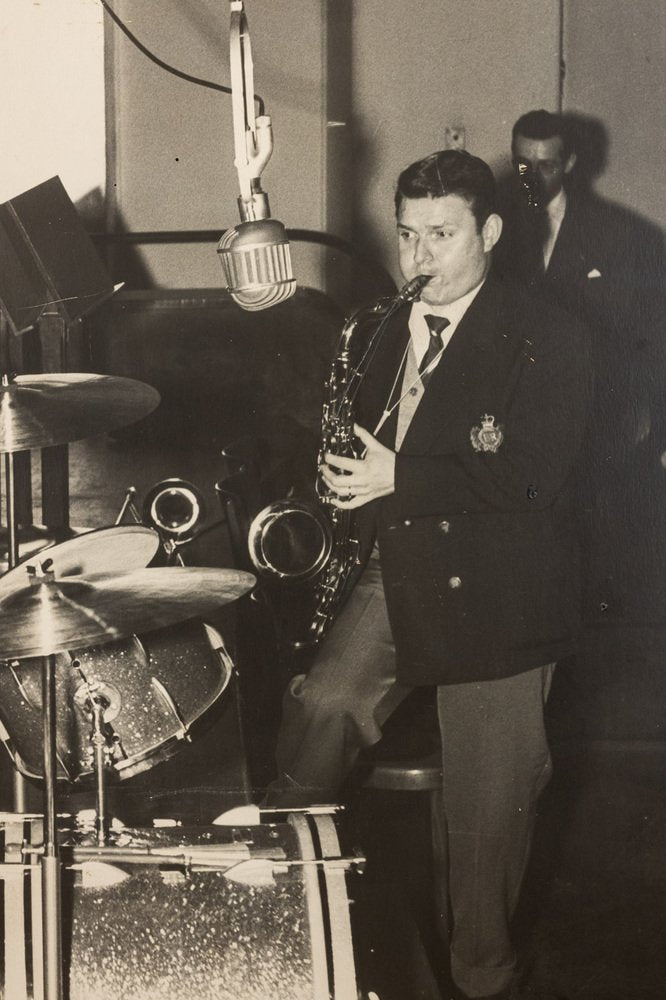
218;216;295;312
515;159;542;213
217;1;295;311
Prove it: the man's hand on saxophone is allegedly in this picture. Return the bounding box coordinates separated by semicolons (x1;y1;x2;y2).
319;424;395;509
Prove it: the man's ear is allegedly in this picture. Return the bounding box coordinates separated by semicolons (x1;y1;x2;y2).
482;213;503;252
564;152;577;175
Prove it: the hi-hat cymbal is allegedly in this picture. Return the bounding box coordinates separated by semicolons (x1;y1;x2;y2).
0;373;160;453
0;566;255;659
0;525;161;596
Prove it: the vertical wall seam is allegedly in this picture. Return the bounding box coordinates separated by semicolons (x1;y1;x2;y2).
558;0;565;112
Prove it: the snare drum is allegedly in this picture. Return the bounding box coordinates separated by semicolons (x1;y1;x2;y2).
0;810;360;1000
0;618;233;782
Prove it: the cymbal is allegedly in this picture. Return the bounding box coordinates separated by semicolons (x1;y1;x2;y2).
0;566;255;659
0;373;160;453
0;525;161;597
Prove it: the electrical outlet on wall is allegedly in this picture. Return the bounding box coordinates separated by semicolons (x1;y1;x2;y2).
444;125;465;150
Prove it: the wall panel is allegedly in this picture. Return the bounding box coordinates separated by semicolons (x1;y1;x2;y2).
349;0;561;280
563;0;665;227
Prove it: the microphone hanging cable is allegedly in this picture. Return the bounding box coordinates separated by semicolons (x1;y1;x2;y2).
98;0;264;109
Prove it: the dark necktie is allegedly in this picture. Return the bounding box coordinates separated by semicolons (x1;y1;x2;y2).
419;314;450;385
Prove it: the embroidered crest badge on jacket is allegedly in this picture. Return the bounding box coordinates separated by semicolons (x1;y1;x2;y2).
470;414;504;453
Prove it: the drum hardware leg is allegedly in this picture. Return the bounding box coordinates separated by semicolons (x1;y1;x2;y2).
89;695;111;846
164;537;186;567
114;485;142;526
5;450;20;569
73;668;119;845
5;451;31;812
41;652;63;1000
74;676;121;847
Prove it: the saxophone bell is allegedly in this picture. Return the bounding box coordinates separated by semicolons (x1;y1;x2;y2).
247;499;332;581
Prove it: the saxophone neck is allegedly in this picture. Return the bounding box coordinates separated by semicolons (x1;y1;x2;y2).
340;273;431;346
339;299;391;349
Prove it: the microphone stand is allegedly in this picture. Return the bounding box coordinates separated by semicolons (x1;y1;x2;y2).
217;1;295;310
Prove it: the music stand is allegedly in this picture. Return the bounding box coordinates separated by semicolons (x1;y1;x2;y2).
0;174;117;562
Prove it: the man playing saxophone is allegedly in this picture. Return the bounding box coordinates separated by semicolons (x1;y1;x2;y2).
265;149;590;1000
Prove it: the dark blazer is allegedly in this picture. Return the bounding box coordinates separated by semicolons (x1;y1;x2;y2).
496;187;664;477
353;274;591;686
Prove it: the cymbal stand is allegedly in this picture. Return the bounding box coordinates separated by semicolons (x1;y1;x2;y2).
5;448;20;569
40;651;64;1000
4;446;29;812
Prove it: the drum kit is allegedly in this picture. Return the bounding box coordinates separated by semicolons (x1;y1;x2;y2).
0;371;257;999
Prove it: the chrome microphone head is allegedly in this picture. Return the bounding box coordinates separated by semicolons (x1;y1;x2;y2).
217;218;296;312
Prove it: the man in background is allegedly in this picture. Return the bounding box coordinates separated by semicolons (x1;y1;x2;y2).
496;109;664;733
497;108;661;467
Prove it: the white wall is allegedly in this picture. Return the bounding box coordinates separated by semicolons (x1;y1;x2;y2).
107;0;567;290
8;1;658;294
349;0;561;283
563;0;665;225
0;0;106;219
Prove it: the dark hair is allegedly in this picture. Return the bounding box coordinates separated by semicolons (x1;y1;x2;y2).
512;109;573;159
394;149;497;230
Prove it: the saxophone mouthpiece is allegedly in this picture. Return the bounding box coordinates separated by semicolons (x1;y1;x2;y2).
399;274;432;302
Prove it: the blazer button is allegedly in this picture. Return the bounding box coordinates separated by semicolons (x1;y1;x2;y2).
438;520;450;533
448;576;462;589
403;519;412;527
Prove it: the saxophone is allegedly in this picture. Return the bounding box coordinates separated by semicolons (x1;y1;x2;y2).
247;274;430;645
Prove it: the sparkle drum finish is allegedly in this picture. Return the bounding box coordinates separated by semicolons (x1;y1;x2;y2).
0;811;360;1000
0;619;233;782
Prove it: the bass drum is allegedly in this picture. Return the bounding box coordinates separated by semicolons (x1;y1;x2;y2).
0;618;233;782
1;811;360;1000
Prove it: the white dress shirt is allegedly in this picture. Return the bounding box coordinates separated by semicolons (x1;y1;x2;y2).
408;279;485;371
543;188;567;270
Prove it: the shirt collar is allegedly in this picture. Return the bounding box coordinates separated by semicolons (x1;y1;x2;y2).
409;277;485;346
546;187;567;225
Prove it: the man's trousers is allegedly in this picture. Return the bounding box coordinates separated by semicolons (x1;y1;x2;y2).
265;553;555;998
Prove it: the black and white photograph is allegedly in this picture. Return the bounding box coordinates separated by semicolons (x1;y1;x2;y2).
0;2;663;999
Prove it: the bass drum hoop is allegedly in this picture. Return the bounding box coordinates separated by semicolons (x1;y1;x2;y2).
288;810;358;999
